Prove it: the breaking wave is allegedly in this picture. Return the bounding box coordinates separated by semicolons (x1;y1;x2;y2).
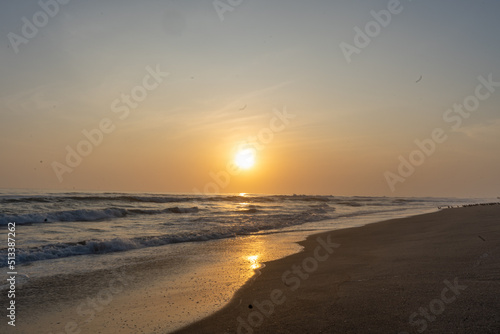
0;206;199;225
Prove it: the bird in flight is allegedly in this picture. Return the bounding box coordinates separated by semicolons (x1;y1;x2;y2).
416;75;423;83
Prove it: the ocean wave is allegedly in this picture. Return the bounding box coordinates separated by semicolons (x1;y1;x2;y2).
206;196;277;203
335;207;411;219
0;233;237;266
336;201;364;207
0;208;334;266
275;195;332;202
0;206;199;225
0;194;195;204
0;193;338;205
236;208;261;214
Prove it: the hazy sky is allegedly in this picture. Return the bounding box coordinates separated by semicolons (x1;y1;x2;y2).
1;0;499;197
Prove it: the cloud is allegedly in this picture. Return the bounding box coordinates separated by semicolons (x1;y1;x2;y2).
0;85;59;113
184;80;295;132
456;119;500;142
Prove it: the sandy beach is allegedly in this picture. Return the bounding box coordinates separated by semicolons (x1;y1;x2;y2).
3;1;500;333
3;205;499;334
175;205;500;334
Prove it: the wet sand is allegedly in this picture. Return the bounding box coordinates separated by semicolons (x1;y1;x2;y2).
3;206;499;334
174;205;500;333
1;231;303;334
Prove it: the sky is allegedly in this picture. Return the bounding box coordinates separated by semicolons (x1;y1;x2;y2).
1;0;499;198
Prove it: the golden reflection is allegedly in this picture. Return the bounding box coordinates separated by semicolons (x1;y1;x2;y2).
237;236;302;283
247;255;260;270
239;193;247;197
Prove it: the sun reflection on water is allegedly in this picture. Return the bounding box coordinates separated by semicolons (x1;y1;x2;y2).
247;255;260;270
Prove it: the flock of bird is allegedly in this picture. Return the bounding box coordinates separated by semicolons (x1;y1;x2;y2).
438;202;500;209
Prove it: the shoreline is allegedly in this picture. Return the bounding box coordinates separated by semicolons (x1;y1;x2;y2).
173;205;500;333
2;204;498;333
0;206;439;332
1;226;307;334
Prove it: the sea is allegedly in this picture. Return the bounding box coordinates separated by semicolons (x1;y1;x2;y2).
0;190;493;332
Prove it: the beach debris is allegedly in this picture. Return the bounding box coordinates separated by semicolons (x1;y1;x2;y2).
478;235;486;242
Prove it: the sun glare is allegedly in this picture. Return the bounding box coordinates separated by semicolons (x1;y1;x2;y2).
234;148;256;170
247;255;260;270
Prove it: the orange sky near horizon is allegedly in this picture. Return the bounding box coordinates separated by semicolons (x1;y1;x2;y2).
1;1;500;198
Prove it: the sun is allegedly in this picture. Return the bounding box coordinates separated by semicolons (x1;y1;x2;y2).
234;148;256;170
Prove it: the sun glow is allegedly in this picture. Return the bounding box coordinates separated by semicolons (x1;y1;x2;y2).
247;255;260;270
234;148;256;170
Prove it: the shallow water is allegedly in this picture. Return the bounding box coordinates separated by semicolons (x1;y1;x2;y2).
1;190;491;332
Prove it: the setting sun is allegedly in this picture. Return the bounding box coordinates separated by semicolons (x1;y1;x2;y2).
234;148;256;170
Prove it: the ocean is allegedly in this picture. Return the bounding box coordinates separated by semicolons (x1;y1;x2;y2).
0;190;490;332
